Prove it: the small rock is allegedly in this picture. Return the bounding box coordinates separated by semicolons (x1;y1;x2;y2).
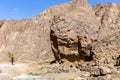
12;74;48;80
90;66;102;76
100;66;112;75
104;74;120;80
90;66;112;77
116;56;120;66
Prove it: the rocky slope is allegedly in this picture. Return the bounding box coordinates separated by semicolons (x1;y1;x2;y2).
93;2;120;67
0;0;120;79
0;18;54;62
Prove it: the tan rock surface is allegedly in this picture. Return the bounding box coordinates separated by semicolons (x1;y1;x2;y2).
0;19;53;62
0;0;120;80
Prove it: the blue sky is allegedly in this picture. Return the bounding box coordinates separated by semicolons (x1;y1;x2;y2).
0;0;120;20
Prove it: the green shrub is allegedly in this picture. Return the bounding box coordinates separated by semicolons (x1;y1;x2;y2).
7;52;13;58
108;38;113;43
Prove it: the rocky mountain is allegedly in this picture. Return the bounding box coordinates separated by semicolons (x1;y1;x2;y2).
0;0;120;79
0;19;54;62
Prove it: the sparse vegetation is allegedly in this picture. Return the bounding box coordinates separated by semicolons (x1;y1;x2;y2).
7;52;14;65
108;38;114;43
7;52;13;58
28;71;41;75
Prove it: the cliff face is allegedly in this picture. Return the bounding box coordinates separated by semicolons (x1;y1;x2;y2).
93;3;120;65
49;0;100;62
0;19;53;62
0;0;120;72
94;3;120;39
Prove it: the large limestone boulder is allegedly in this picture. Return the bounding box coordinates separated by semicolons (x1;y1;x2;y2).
49;0;100;62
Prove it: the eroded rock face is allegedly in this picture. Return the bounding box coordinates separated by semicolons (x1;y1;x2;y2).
93;3;120;40
0;18;54;62
0;0;120;79
50;0;100;62
93;3;120;66
0;0;119;73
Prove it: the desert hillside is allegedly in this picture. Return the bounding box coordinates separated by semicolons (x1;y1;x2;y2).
0;0;120;80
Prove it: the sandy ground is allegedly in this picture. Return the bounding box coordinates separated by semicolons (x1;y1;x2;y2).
0;62;89;80
0;62;119;80
0;62;33;80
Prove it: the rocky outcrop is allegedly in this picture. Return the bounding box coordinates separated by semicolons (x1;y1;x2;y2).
0;0;101;63
93;3;120;40
0;19;54;62
92;3;120;66
0;0;120;80
0;0;120;79
50;0;100;62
